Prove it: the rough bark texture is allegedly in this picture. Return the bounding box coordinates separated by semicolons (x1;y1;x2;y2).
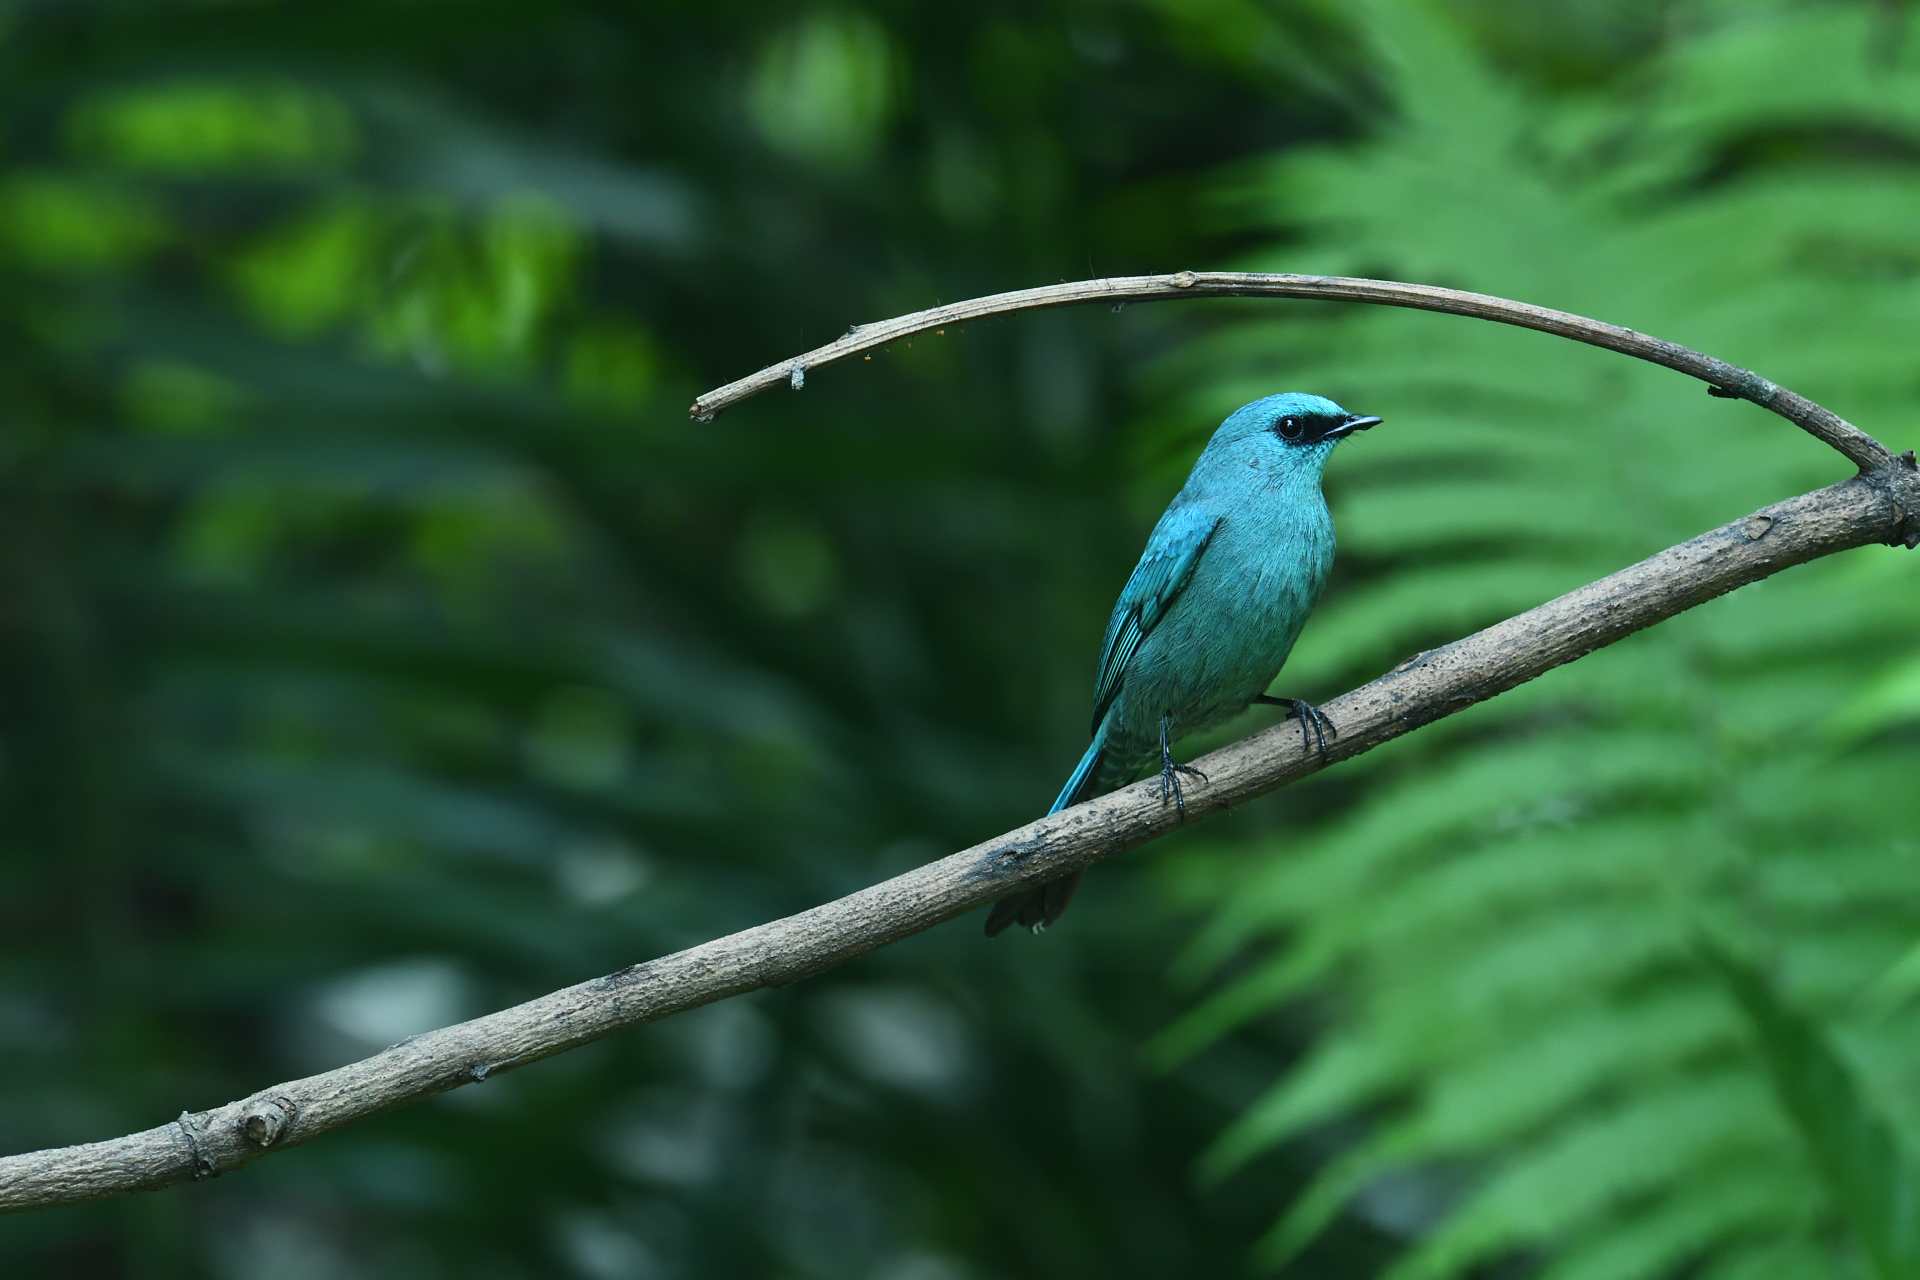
5;456;1915;1214
688;271;1892;473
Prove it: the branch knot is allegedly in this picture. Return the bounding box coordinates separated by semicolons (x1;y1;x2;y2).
241;1096;297;1149
1866;451;1920;550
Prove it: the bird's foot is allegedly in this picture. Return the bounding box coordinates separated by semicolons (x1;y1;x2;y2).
1157;712;1207;818
1158;757;1208;818
1258;695;1337;763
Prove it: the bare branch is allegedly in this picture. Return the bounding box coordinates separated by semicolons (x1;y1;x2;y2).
687;272;1892;471
6;454;1916;1214
7;274;1913;1211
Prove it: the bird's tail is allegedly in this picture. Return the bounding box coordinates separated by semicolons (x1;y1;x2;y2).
984;734;1105;936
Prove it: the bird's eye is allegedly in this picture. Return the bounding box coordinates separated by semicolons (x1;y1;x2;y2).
1276;417;1303;441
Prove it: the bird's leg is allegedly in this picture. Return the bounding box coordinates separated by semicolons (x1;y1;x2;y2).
1158;712;1207;818
1256;695;1337;763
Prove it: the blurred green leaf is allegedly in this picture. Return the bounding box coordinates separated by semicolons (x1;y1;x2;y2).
749;13;902;168
68;80;357;172
0;173;166;269
1700;935;1920;1280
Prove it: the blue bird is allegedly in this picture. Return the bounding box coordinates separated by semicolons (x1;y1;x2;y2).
986;393;1380;936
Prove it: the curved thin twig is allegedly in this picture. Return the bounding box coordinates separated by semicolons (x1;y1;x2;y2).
688;271;1891;471
5;279;1914;1215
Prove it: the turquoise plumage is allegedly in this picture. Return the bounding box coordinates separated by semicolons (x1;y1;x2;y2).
986;393;1379;935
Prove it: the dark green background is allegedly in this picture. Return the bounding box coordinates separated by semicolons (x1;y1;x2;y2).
5;2;1918;1277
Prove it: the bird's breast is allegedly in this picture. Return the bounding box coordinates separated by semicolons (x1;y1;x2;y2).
1108;501;1335;748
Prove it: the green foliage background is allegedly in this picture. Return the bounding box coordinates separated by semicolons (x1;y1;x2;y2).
2;2;1916;1277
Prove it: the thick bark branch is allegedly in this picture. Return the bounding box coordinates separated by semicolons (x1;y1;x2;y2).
5;458;1916;1214
688;271;1891;471
6;276;1915;1212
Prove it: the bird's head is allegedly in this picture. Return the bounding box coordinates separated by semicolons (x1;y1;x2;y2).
1205;392;1381;482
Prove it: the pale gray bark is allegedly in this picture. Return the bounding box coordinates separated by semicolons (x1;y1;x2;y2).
5;277;1915;1215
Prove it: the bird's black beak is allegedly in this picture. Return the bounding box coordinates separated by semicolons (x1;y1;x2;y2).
1327;413;1382;440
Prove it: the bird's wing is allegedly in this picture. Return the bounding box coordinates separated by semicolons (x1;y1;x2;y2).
1090;506;1220;734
